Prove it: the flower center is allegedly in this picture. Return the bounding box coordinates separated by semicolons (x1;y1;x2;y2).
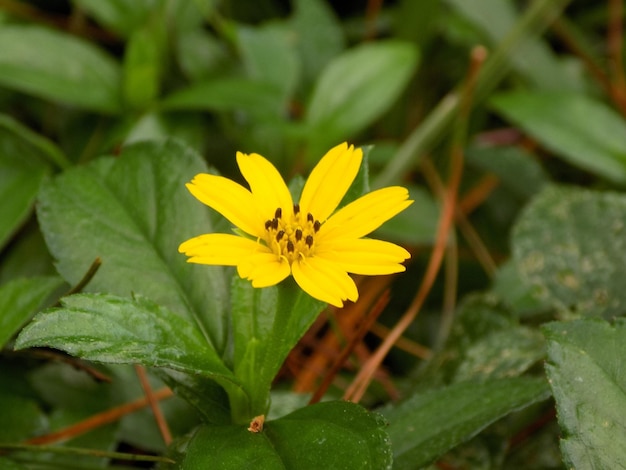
264;204;321;264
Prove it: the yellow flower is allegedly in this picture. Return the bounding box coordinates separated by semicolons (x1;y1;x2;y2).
179;142;412;307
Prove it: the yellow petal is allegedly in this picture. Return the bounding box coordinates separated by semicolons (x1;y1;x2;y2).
316;238;410;275
299;143;362;222
291;256;358;307
237;252;291;287
179;233;263;265
318;186;412;240
186;174;264;237
236;152;294;219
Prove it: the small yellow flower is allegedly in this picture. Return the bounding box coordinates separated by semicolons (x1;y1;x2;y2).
179;142;412;307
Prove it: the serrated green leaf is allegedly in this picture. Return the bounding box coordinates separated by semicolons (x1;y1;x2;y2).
15;293;233;381
230;277;325;419
0;276;63;348
178;401;392;470
544;318;626;469
381;377;550;469
491;92;626;183
37;139;228;352
0;26;122;113
513;185;626;318
305;41;419;159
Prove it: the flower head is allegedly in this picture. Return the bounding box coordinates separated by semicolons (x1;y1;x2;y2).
179;142;412;307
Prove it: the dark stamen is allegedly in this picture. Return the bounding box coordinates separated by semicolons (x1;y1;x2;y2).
295;229;302;241
307;213;314;223
271;218;279;230
287;241;295;252
275;207;282;219
293;204;300;214
305;235;314;248
313;221;321;232
265;220;272;230
276;230;285;241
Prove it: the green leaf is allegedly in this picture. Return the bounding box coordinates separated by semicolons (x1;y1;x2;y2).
175;30;229;82
491;92;626;183
448;0;581;91
123;24;163;109
236;23;300;109
15;293;233;381
161;78;283;116
381;377;550;469
178;401;392;469
158;369;231;425
419;295;545;386
305;40;419;159
512;185;626;318
451;326;545;382
0;391;47;442
0;276;63;348
0;26;122;113
0;114;69;252
36;139;228;351
466;145;549;200
230;277;326;420
0;113;70;170
544;318;626;469
0;458;28;470
290;0;345;87
72;0;158;38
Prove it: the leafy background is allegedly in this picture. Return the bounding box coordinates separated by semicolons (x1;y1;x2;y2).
1;0;626;468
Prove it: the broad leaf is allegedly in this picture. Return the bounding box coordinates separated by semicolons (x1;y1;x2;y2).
305;41;419;159
230;277;325;419
381;377;550;469
177;401;392;469
0;26;122;113
15;293;233;381
544;318;626;469
512;185;626;318
37;139;228;351
0;276;64;348
491;92;626;183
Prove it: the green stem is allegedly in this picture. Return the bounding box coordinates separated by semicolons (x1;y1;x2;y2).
374;0;573;188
